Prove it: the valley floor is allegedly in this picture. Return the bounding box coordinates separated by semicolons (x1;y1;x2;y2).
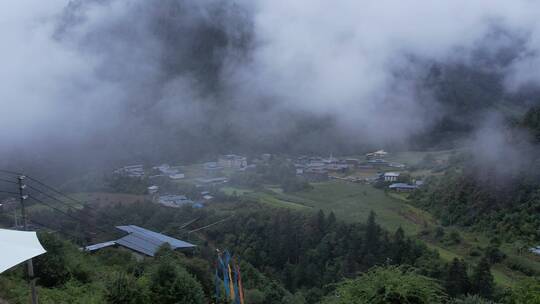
221;180;540;287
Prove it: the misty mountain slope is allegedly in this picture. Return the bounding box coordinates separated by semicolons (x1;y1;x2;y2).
521;106;540;142
411;168;540;242
412;54;534;149
410;111;540;242
4;0;540;177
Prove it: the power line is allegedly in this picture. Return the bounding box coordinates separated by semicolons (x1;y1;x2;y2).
26;183;84;209
1;172;197;249
0;169;23;176
26;184;87;214
26;194;164;249
13;190;87;228
6;180;191;249
29;217;154;253
4;172;203;234
1;170;91;210
17;175;38;304
24;189;200;254
4;177;174;256
179;217;200;229
24;195;120;242
22;174;131;226
0;190;20;195
4;184;109;228
28;218;84;241
0;178;18;185
19;184;164;248
24;184;127;230
188;216;232;233
25;175;87;207
0;173;89;216
0;172;130;227
27;195;85;226
5;184;194;249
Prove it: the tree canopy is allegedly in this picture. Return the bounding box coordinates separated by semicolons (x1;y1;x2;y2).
321;266;447;304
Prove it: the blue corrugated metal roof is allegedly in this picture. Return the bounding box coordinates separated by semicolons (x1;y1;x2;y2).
115;233;158;256
85;225;196;257
389;183;417;189
115;225;195;256
84;241;116;252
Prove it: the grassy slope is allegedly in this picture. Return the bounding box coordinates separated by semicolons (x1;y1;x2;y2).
224;179;539;286
228;180;437;226
223;181;432;236
222;186;310;210
292;182;434;234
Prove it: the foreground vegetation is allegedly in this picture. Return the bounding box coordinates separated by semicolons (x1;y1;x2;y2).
1;197;538;303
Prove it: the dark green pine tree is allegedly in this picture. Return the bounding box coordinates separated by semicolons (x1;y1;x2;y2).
362;211;380;266
471;257;494;299
364;211;379;253
327;211;337;230
307;210;327;246
391;227;406;264
316;209;327;232
263;281;286;304
445;258;471;297
343;252;357;278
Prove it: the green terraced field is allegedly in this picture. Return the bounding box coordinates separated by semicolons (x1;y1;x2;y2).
219;181;540;286
224;182;434;235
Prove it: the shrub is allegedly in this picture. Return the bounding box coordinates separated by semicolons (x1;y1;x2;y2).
321;266;447;304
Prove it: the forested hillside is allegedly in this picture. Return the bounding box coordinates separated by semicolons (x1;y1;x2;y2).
412;168;540;242
411;106;540;244
1;198;538;303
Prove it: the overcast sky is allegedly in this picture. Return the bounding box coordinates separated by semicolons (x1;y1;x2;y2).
2;0;540;169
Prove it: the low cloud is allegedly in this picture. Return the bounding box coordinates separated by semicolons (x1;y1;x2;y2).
3;0;540;174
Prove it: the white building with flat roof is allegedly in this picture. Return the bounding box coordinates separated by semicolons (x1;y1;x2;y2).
218;155;247;169
366;150;388;160
147;185;159;194
383;172;400;182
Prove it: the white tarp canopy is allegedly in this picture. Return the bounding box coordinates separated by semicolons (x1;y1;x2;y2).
0;228;46;273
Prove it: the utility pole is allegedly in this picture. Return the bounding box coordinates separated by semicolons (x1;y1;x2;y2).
18;175;38;304
13;209;18;228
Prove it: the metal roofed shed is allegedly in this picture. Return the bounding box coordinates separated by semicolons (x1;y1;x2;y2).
85;225;195;257
158;194;194;207
116;225;196;256
169;173;185;180
84;241;116;252
195;177;228;186
388;183;418;191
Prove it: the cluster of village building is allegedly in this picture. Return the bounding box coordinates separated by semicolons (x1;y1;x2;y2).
292;150;421;191
3;150;540;257
293;150;406;182
112;154;251;209
112;150;428;209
